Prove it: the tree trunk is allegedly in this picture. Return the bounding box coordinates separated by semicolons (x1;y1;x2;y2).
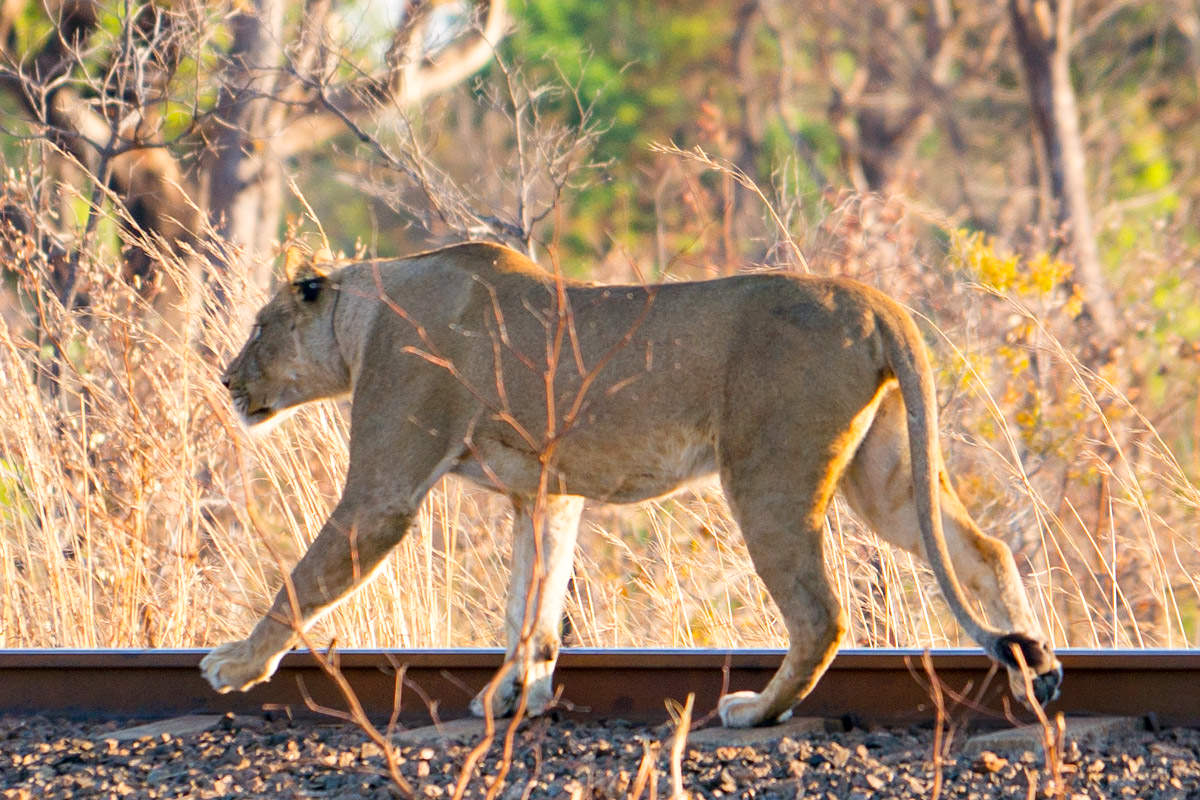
1008;0;1119;346
205;0;287;294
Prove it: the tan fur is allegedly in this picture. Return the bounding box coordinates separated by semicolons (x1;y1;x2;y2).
201;242;1062;725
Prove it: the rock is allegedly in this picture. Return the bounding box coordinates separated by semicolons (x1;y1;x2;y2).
971;750;1009;773
964;716;1141;756
102;715;226;742
392;717;488;745
686;717;833;746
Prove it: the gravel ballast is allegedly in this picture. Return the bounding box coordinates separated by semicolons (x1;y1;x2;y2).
2;712;1198;799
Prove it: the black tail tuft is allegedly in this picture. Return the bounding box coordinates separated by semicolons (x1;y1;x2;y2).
995;632;1062;706
994;632;1055;673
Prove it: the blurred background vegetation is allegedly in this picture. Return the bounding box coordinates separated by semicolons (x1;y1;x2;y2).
1;0;1198;651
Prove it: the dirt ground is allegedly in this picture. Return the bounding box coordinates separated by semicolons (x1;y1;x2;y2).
2;711;1198;799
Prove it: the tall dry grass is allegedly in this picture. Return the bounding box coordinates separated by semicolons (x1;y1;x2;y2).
1;179;1198;655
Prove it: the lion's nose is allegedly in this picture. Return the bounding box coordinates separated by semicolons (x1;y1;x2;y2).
220;372;231;389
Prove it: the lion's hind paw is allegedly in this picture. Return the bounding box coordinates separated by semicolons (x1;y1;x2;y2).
717;691;765;728
717;691;795;728
470;659;557;720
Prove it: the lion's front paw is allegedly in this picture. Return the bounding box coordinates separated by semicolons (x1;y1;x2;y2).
200;640;282;694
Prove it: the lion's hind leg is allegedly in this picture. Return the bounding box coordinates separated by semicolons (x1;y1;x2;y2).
715;357;892;727
471;494;584;719
714;401;875;729
717;479;848;727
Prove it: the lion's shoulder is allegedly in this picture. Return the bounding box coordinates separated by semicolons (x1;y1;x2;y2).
417;242;549;281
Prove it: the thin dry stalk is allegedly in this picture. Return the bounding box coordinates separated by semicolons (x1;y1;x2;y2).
448;685;511;800
293;642;414;796
628;739;659;800
1011;643;1072;800
277;561;414;797
919;650;947;800
667;693;694;800
648;141;810;272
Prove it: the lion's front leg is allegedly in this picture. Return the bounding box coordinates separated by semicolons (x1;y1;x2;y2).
472;494;584;719
202;503;413;693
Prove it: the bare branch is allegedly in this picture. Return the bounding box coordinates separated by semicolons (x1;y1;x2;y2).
392;0;507;105
274;0;507;159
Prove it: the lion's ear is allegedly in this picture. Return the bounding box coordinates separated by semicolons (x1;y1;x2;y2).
283;245;305;282
284;245;329;280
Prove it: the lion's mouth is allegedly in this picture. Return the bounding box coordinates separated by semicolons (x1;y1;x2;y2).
230;392;276;428
243;407;276;426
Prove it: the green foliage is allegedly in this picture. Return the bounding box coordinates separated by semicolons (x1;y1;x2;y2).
0;458;32;525
1103;106;1181;268
504;0;765;249
761;117;840;206
0;94;32;164
11;2;54;56
507;0;645;149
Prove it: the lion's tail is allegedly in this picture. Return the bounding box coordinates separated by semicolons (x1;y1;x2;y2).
875;306;1010;659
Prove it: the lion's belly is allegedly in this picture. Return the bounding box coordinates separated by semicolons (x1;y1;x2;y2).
454;426;718;504
557;430;718;503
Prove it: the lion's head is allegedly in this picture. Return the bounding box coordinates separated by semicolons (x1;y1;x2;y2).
221;254;349;434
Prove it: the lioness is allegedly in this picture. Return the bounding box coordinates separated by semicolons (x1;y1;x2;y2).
201;242;1061;726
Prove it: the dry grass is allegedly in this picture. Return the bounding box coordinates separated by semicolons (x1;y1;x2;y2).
1;195;1198;656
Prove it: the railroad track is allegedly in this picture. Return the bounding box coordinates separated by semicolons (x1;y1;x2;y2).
3;649;1197;726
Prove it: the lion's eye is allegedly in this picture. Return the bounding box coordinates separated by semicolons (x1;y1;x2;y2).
251;324;262;342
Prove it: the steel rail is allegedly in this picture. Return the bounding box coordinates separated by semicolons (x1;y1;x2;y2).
1;649;1197;726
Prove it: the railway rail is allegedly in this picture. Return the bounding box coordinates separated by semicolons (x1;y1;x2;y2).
2;649;1197;727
